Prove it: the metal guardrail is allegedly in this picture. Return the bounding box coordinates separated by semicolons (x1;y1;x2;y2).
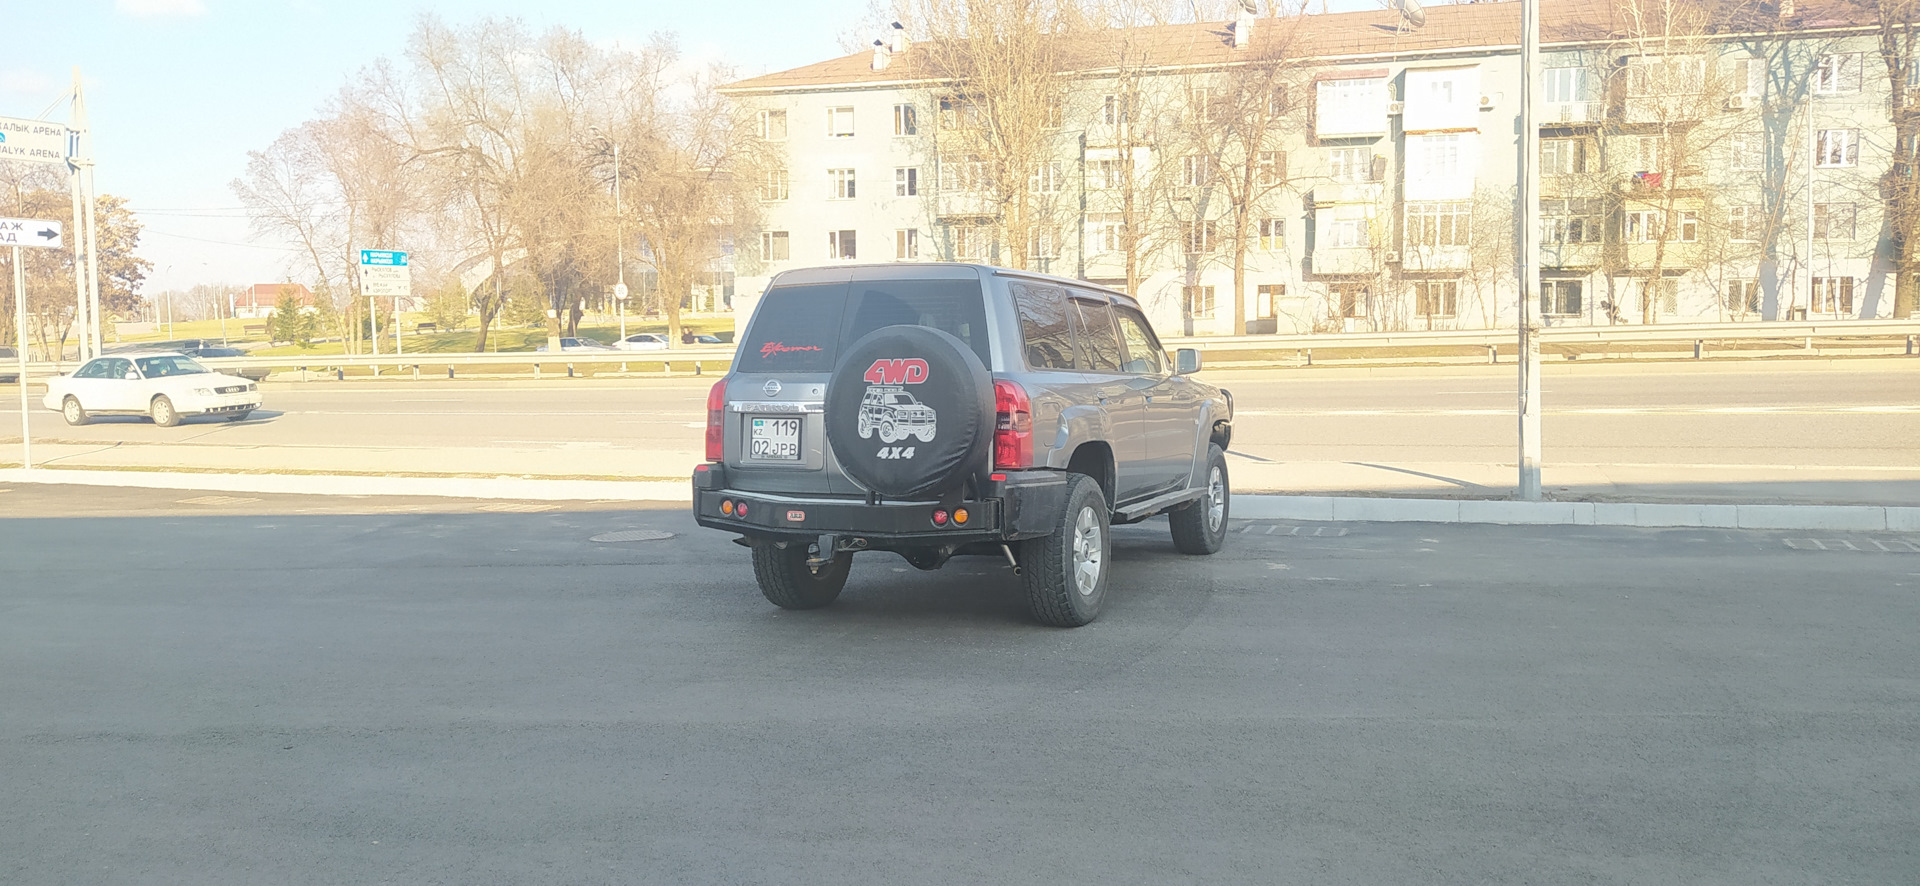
11;322;1918;379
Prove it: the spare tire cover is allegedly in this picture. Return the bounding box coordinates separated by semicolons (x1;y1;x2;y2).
825;325;993;499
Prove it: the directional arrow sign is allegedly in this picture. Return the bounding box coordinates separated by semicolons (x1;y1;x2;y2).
359;248;411;297
0;218;63;249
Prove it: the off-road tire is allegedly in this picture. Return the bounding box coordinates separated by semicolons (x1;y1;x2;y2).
879;418;898;443
1169;444;1230;555
62;396;90;426
1018;473;1110;627
150;395;180;428
751;541;852;610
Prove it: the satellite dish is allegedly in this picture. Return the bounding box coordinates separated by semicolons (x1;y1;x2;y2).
1395;0;1426;29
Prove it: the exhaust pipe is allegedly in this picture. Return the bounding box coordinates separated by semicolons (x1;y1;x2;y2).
1000;543;1021;576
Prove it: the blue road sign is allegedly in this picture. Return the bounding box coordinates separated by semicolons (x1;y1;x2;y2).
360;249;408;267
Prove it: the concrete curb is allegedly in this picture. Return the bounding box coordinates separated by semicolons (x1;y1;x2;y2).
3;469;1916;532
1233;495;1920;533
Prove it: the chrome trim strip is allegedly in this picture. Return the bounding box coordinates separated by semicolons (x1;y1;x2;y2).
729;401;825;414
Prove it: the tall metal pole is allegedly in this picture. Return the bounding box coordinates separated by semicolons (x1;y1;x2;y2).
1518;0;1543;500
1806;85;1816;318
73;69;102;357
14;245;31;470
67;147;87;363
615;140;626;348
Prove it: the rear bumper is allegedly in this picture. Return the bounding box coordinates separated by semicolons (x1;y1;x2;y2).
691;464;1070;547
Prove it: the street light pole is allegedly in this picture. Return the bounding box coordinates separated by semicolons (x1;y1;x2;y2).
615;139;626;349
1518;0;1543;501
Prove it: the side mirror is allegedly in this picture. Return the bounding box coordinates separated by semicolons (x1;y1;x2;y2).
1174;348;1202;375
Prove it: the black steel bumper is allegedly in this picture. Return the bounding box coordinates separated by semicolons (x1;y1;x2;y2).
691;463;1070;547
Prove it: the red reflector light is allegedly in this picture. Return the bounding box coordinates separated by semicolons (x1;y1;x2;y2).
932;509;949;525
993;380;1033;470
989;473;1006;482
736;501;749;517
694;463;710;473
705;379;727;461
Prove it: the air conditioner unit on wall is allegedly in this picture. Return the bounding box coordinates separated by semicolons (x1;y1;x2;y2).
1388;101;1405;115
1725;94;1751;110
1385;251;1403;264
1479;94;1495;109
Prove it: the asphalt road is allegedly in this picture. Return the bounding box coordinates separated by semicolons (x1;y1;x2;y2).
4;486;1916;883
4;362;1916;478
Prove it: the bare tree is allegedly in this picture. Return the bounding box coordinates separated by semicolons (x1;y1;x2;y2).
1868;0;1920;318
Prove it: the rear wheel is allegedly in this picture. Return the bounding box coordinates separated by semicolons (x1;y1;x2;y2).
1018;473;1110;627
1169;445;1230;555
751;541;851;610
150;395;180;428
61;396;89;426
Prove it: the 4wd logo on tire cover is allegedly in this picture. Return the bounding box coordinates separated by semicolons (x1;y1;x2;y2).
857;358;935;458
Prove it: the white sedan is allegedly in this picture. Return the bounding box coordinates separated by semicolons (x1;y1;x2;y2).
613;333;670;351
44;352;262;427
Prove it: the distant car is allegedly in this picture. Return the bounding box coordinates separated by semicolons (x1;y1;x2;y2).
535;337;616;353
614;333;670;351
0;346;17;383
42;351;261;427
178;346;271;382
682;333;725;345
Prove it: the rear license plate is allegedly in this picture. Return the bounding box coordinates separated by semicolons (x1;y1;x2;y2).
749;416;801;460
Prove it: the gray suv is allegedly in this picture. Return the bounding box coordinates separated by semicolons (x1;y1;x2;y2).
693;263;1234;626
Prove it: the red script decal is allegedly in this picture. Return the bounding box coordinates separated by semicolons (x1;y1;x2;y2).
760;341;824;357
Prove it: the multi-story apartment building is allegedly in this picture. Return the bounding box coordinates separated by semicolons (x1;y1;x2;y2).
721;0;1905;335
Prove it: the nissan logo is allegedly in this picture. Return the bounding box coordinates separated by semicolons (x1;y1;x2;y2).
763;379;782;396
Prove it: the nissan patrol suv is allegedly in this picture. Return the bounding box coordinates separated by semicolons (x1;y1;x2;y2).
693;263;1233;626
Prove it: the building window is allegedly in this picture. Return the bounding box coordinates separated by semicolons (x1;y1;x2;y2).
1268;85;1290;117
1258;217;1285;251
1028;228;1058;261
893;103;917;136
1029;161;1062;194
1316;77;1388;134
826;106;855;138
1542;198;1602;243
829;168;856;199
895;167;918;197
895;229;918;260
1543;67;1587;103
1256;150;1286;186
1181;154;1214;188
1814;203;1856;240
1406;201;1471;248
761;230;790;261
1256;284;1283;318
1728;204;1762;242
1623;209;1664;242
1090;213;1124;253
1812;276;1855;314
1730;55;1765;97
1328;146;1373;183
1817;129;1858;167
942;154;988;193
1415;280;1459;318
1041;93;1063;129
1726;278;1761;314
1408;133;1462;182
939;95;979;130
953;225;989;261
1814;53;1864;95
1635;278;1680;315
1540;138;1589;175
1541;279;1583;316
829;229;857;260
1678;210;1700;243
1101;94;1130;127
758;109;788;141
1334;283;1369;318
1729;132;1763;171
760;167;789;201
1185;220;1217;254
1324;218;1366;249
1636;135;1671;172
1183;285;1215;319
1091;159;1121;190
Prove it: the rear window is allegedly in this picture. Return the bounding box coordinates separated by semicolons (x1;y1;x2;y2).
842;279;990;366
739;277;991;373
739;283;849;373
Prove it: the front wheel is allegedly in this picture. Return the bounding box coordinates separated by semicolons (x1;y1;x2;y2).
1169;444;1229;555
150;395;180;428
751;541;852;610
62;396;90;426
1018;473;1110;627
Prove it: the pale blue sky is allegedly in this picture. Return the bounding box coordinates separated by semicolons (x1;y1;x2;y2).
4;0;1384;293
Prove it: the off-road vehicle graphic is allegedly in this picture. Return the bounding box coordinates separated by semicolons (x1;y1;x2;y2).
857;386;937;443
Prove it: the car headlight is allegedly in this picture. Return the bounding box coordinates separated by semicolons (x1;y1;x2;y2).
193;387;213;396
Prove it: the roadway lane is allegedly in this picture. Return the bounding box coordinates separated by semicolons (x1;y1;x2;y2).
3;490;1916;883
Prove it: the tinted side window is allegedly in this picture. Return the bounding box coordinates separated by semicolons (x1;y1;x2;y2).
842;278;991;366
739;283;849;373
1113;308;1164;375
74;359;109;379
1070;298;1123;373
1011;282;1075;370
104;359;135;379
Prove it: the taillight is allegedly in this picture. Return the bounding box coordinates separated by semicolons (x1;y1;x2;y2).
993;379;1032;470
705;379;726;461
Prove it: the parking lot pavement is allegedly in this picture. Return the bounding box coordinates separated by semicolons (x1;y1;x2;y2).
4;491;1917;884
